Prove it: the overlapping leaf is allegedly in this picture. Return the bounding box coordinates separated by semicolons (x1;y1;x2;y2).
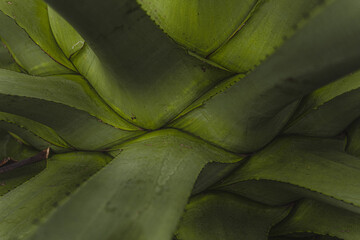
176;192;291;240
171;0;360;153
0;152;111;240
215;136;360;214
29;129;241;240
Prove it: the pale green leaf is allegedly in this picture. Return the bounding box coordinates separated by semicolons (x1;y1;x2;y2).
0;0;75;72
0;11;73;76
47;6;84;58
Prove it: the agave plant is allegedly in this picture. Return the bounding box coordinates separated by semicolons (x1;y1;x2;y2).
0;0;360;239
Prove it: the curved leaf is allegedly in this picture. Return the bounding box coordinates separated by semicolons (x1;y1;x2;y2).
176;192;291;240
0;69;142;150
285;70;360;136
271;199;360;240
208;0;325;72
215;136;360;214
0;0;75;72
171;0;360;153
0;10;73;76
138;0;258;58
0;41;21;72
47;6;84;58
29;129;241;240
45;0;232;129
0;132;41;196
0;111;71;151
0;152;110;240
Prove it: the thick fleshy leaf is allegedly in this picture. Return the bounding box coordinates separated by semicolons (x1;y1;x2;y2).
347;118;360;157
0;111;71;151
47;6;84;58
0;152;110;240
29;129;241;240
0;10;73;76
171;0;360;153
0;0;75;72
0;69;142;150
138;0;258;58
45;0;232;129
285;70;360;136
271;199;360;240
208;0;325;72
0;41;21;72
0;131;41;196
192;161;244;195
215;136;360;214
176;192;291;240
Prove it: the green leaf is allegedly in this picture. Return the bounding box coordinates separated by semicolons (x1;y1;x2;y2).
0;69;142;150
0;41;21;72
138;0;258;58
0;152;110;240
0;0;76;72
208;0;325;72
29;129;241;240
176;192;291;240
47;6;84;58
192;161;243;195
285;70;360;136
45;0;232;129
171;0;360;153
215;136;360;214
0;111;71;151
0;132;41;196
0;10;73;76
347;118;360;157
271;199;360;240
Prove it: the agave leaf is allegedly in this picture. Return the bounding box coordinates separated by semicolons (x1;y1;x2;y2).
0;11;73;76
29;129;241;240
0;131;42;196
0;69;142;150
138;0;258;58
0;0;75;72
47;6;84;59
192;161;243;195
0;41;21;72
285;70;360;136
346;118;360;157
208;0;325;72
171;0;360;153
0;111;71;151
45;0;233;129
0;152;110;240
176;192;291;240
215;136;360;214
271;199;360;240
